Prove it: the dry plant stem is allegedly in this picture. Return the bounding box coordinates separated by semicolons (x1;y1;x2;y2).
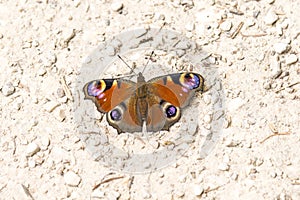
60;76;74;101
231;22;244;39
260;123;291;143
93;176;125;190
240;33;268;37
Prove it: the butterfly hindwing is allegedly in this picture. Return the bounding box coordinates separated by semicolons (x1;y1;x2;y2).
145;72;204;131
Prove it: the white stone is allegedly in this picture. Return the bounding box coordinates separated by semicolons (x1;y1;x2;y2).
106;45;116;56
203;113;212;124
178;175;187;183
26;142;40;157
28;160;36;168
44;101;59;113
41;137;50;150
273;43;288;54
218;162;230;171
185;22;195;31
64;171;81;187
91;190;105;198
54;109;66;122
220;21;232;31
193;185;204;196
286;54;298;65
264;10;278;25
42;51;57;67
245;19;255;27
142;190;151;199
2;82;15;96
231;172;238;180
111;2;123;12
270;60;282;78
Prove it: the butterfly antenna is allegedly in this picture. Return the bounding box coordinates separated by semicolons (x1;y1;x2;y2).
117;55;137;75
141;50;155;74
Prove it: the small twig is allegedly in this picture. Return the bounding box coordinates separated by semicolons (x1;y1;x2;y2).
21;184;34;200
12;136;16;155
231;22;244;39
229;10;244;15
260;123;290;143
275;81;300;93
200;53;213;62
291;181;300;185
204;184;224;193
92;176;124;190
240;32;268;37
60;76;73;102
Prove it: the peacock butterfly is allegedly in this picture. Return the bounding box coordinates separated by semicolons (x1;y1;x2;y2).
83;69;204;134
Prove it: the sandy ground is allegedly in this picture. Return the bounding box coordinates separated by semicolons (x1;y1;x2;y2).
1;0;300;199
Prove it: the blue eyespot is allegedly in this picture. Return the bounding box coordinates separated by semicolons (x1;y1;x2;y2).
166;105;177;118
110;109;122;121
87;81;105;98
184;73;200;89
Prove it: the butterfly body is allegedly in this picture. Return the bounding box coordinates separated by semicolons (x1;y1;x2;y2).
83;72;204;134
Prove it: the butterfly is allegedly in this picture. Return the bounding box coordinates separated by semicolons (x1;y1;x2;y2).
83;72;204;134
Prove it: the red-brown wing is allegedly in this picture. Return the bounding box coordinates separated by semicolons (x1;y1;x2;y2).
148;72;204;108
83;79;136;113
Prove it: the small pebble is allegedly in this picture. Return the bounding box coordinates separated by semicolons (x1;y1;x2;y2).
26;142;40;157
285;54;298;65
64;171;81;187
270;171;277;178
2;82;15;96
42;51;57;67
264;10;278;25
203;113;212;124
273;42;288;54
263;81;271;90
223;116;232;128
111;2;123;12
270;60;282;78
193;185;204;196
245;19;255;27
28;159;36;168
41;137;50;150
231;172;238;180
220;21;232;31
185;22;195;31
175;190;185;198
142;190;151;199
178;175;187;183
83;56;92;64
57;88;65;98
106;45;116;56
218;162;230;171
91;190;105;198
267;0;275;4
54;109;66;122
